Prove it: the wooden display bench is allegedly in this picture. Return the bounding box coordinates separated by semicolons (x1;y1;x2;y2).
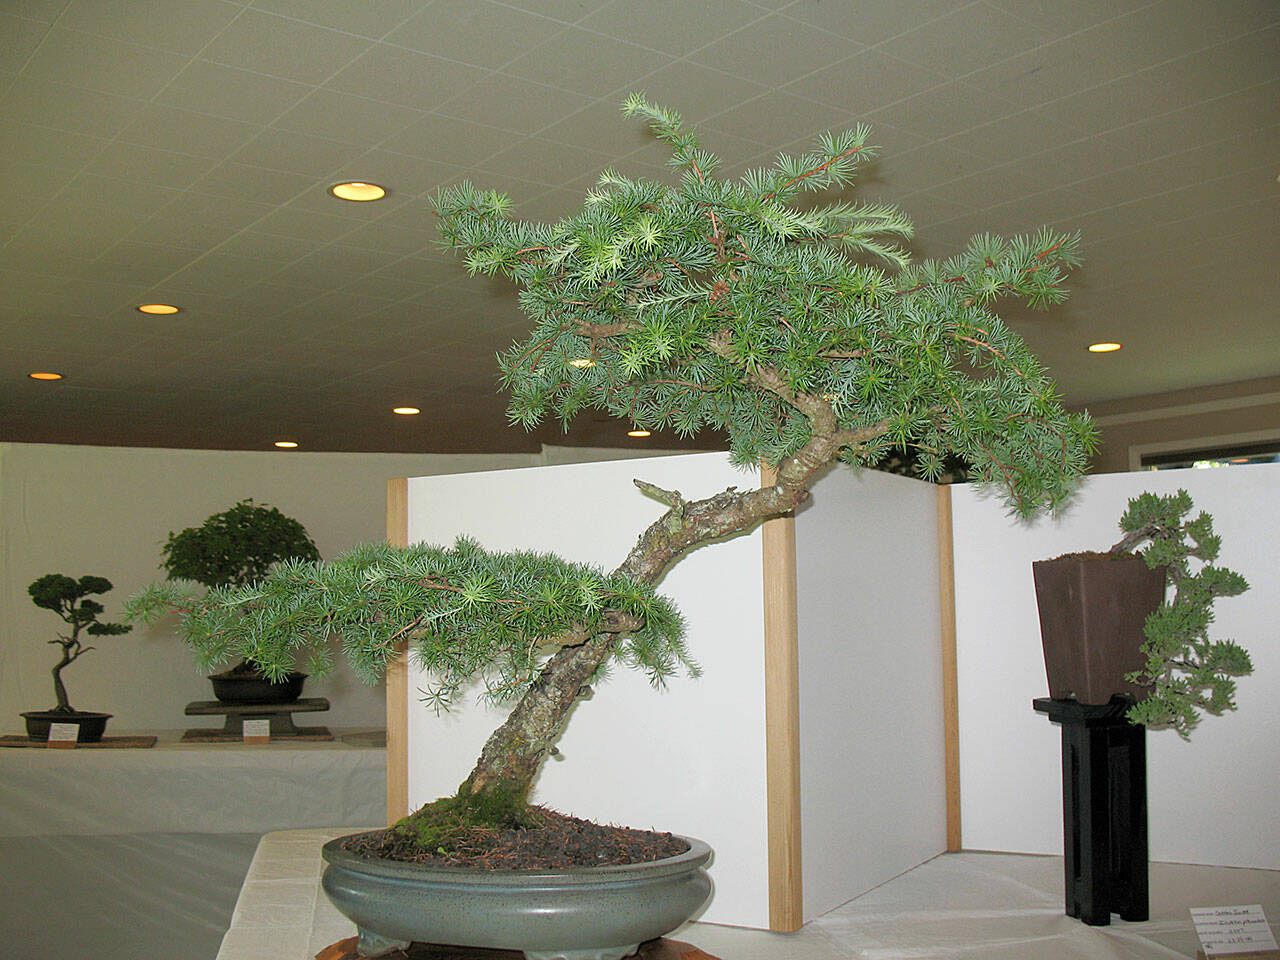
182;697;333;742
317;937;721;960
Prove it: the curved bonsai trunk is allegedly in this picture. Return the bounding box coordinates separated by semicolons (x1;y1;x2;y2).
456;411;888;802
50;640;82;713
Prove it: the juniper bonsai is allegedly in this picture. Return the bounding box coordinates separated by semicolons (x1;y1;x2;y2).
1110;489;1253;736
28;574;131;713
130;98;1095;844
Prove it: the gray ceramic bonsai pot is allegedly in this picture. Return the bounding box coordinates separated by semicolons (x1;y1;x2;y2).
321;831;713;960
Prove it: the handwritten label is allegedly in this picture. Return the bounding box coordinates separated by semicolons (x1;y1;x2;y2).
1192;905;1280;957
47;723;80;748
243;719;271;744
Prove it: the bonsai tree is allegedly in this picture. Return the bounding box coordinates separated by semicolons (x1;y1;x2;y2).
27;574;131;713
149;498;320;677
131;97;1095;848
1110;489;1253;736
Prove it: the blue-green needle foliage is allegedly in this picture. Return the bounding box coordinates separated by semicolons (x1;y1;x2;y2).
435;95;1095;518
127;537;690;710
1117;490;1253;737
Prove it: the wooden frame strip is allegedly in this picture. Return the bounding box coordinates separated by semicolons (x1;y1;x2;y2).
761;466;803;931
385;477;410;825
937;483;962;851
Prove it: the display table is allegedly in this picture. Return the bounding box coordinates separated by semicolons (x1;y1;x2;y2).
0;731;386;960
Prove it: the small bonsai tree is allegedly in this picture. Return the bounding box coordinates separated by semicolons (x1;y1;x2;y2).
150;499;320;677
131;98;1095;850
1110;489;1254;736
28;574;132;713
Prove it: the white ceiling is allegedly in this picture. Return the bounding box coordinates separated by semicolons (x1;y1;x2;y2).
2;0;1277;453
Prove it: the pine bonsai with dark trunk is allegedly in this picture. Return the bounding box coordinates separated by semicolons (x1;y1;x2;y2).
27;573;131;714
129;98;1095;849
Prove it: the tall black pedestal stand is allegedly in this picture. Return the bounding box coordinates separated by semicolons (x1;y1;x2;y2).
1033;696;1149;926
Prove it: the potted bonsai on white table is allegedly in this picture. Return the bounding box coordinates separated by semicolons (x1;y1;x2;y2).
130;97;1095;959
21;574;132;743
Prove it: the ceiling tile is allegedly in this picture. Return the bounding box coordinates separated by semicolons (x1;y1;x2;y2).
1138;25;1280;103
1;13;54;76
55;0;242;57
247;0;425;36
477;137;615;186
782;0;974;45
0;158;78;201
1099;83;1280;160
202;9;376;85
229;127;369;177
782;49;949;116
324;43;488;111
435;72;594;138
83;141;220;190
579;0;767;57
189;161;319;205
387;0;563;68
149;192;277;235
941;109;1090;162
385;111;556;168
501;28;674;97
703;89;855;148
271;88;428;145
342;148;468;198
865;80;1021;141
1;121;109;172
56;172;183;216
117;104;263;160
20;26;189;98
876;1;1057;80
0;77;146;139
697;13;863;89
156;61;314;125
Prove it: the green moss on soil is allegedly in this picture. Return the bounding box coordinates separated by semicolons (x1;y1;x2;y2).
391;788;542;853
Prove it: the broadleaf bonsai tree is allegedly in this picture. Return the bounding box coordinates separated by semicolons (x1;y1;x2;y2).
130;97;1095;850
134;498;321;678
28;574;132;713
1109;489;1254;736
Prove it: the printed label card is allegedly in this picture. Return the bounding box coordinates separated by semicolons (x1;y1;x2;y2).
47;723;80;748
242;719;271;744
1193;905;1280;959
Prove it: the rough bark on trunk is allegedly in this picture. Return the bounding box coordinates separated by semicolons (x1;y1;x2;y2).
454;407;889;802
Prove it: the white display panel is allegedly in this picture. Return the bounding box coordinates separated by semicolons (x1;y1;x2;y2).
795;467;947;917
952;465;1279;868
403;452;771;927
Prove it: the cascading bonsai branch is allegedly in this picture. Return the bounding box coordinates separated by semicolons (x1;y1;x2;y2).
130;96;1095;844
1109;489;1253;737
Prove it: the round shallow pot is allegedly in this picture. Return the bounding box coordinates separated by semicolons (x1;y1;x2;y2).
22;710;111;743
209;670;306;703
321;831;713;960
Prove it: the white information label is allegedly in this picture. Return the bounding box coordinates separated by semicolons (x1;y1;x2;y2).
1192;905;1280;956
47;723;80;748
242;719;271;743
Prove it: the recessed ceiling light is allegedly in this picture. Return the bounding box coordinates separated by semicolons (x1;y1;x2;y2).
137;303;180;315
1087;342;1122;353
28;371;63;380
627;429;651;438
569;358;595;368
393;406;421;415
329;181;386;202
274;441;299;448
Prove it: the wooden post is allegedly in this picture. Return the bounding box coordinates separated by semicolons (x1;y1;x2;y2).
385;477;409;825
761;465;803;931
937;484;962;851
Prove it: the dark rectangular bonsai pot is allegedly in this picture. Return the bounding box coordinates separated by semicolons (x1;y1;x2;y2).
1032;553;1166;705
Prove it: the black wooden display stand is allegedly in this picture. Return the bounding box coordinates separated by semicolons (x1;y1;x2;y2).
182;697;332;741
1033;696;1148;926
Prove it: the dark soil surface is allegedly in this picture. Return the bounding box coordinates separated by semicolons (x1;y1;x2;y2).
344;807;690;870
